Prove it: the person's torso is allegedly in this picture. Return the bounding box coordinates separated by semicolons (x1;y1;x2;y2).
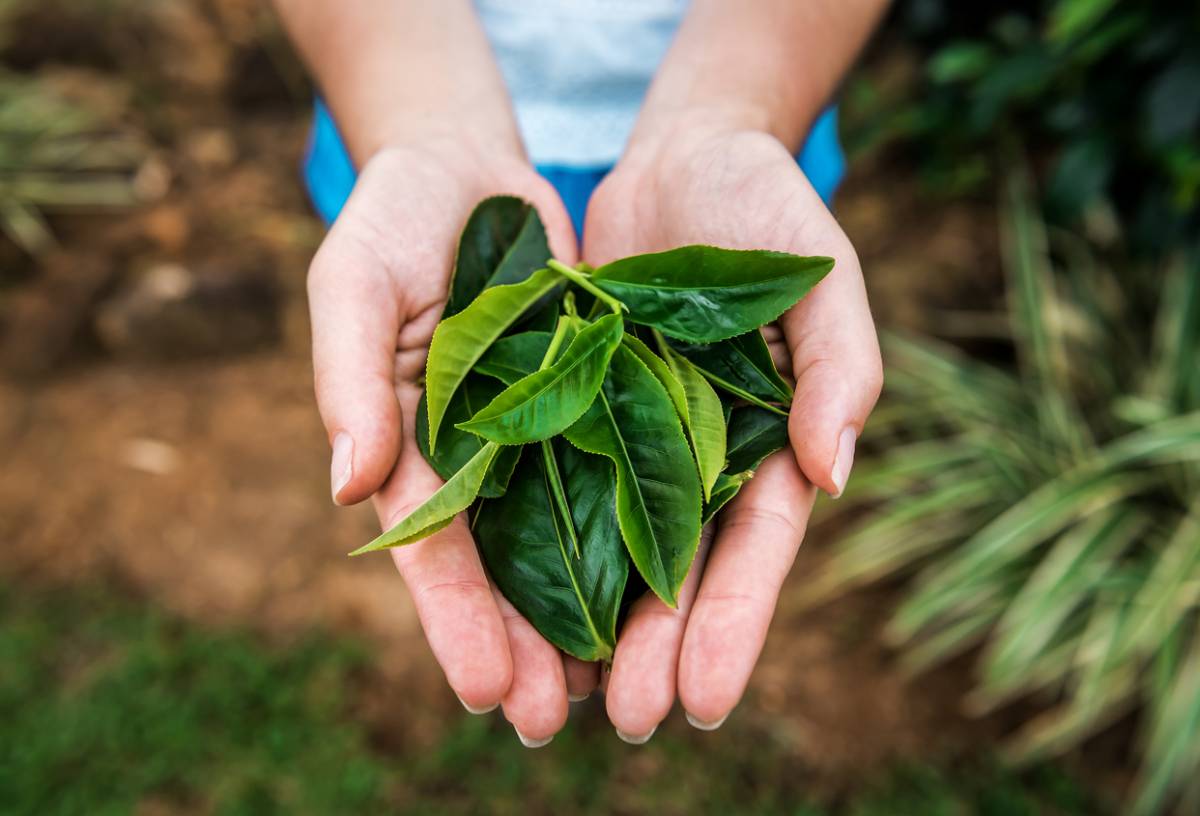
474;0;689;167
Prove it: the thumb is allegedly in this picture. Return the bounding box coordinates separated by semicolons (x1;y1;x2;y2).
781;232;882;498
308;219;405;505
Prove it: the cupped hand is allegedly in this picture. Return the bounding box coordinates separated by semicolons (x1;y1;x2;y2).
308;141;583;744
582;123;883;739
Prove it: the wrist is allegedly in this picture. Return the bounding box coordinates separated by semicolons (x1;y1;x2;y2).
617;105;778;180
346;105;526;171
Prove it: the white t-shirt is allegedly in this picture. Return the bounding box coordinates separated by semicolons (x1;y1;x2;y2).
475;0;689;167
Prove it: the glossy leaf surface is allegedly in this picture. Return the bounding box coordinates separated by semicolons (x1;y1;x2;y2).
725;405;790;473
351;442;502;555
426;267;560;453
415;380;518;498
620;332;687;419
473;331;552;385
702;407;790;523
564;344;702;606
457;314;624;444
704;472;751;524
591;245;832;343
475;444;628;661
661;343;726;501
670;330;793;405
445;196;550;317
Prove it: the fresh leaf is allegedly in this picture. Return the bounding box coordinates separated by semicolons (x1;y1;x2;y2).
457;314;624;444
659;339;727;501
724;406;790;473
703;471;751;524
700;407;789;521
415;381;519;498
426;267;561;453
591;245;832;343
444;196;551;317
669;330;793;405
563;344;702;606
474;331;553;385
475;443;628;661
620;332;688;417
350;443;503;555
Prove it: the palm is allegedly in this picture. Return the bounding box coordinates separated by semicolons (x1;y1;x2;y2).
308;145;582;743
581;127;876;737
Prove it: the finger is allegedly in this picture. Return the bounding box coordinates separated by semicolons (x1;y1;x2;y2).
372;383;513;711
678;452;815;729
605;527;714;743
308;196;405;505
563;656;599;701
495;590;570;747
777;182;882;497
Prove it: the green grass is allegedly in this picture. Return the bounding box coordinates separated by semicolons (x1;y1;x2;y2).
0;580;1100;815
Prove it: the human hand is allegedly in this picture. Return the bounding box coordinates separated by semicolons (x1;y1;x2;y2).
582;121;883;740
308;140;585;745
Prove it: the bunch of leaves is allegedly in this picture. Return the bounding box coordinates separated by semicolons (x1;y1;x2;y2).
850;0;1199;254
0;69;147;254
351;196;828;662
810;168;1200;815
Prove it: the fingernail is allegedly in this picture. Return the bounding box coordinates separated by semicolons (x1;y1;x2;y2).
686;711;729;731
830;426;857;499
330;432;354;503
515;728;553;748
456;693;497;715
615;726;656;745
568;692;591;703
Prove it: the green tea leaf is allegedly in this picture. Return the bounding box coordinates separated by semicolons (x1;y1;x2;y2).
475;443;628;661
699;406;790;521
703;471;751;524
620;332;688;418
415;380;519;498
457;314;624;444
444;196;551;317
724;406;790;473
473;331;553;385
669;330;794;405
660;340;726;501
426;267;561;453
591;245;832;343
564;344;702;606
351;442;503;555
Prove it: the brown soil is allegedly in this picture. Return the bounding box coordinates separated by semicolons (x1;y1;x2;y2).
0;0;1006;778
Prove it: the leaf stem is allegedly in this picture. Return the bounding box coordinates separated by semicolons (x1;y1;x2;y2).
541;441;581;558
539;316;571;369
547;259;627;315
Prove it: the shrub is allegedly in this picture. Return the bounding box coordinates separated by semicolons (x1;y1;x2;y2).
811;167;1200;814
853;0;1199;254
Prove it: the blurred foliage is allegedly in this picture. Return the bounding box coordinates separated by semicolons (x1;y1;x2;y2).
851;0;1199;254
0;70;147;255
0;580;1101;815
0;583;391;814
813;167;1199;814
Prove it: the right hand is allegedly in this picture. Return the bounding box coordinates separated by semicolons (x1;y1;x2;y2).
309;139;583;745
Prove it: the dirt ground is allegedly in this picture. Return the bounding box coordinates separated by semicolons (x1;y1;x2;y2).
0;0;1009;781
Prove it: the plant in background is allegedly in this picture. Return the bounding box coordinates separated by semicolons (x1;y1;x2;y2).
851;0;1199;254
808;170;1199;814
351;196;822;662
0;70;147;255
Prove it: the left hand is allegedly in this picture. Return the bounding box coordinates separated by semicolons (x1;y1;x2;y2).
582;121;883;741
